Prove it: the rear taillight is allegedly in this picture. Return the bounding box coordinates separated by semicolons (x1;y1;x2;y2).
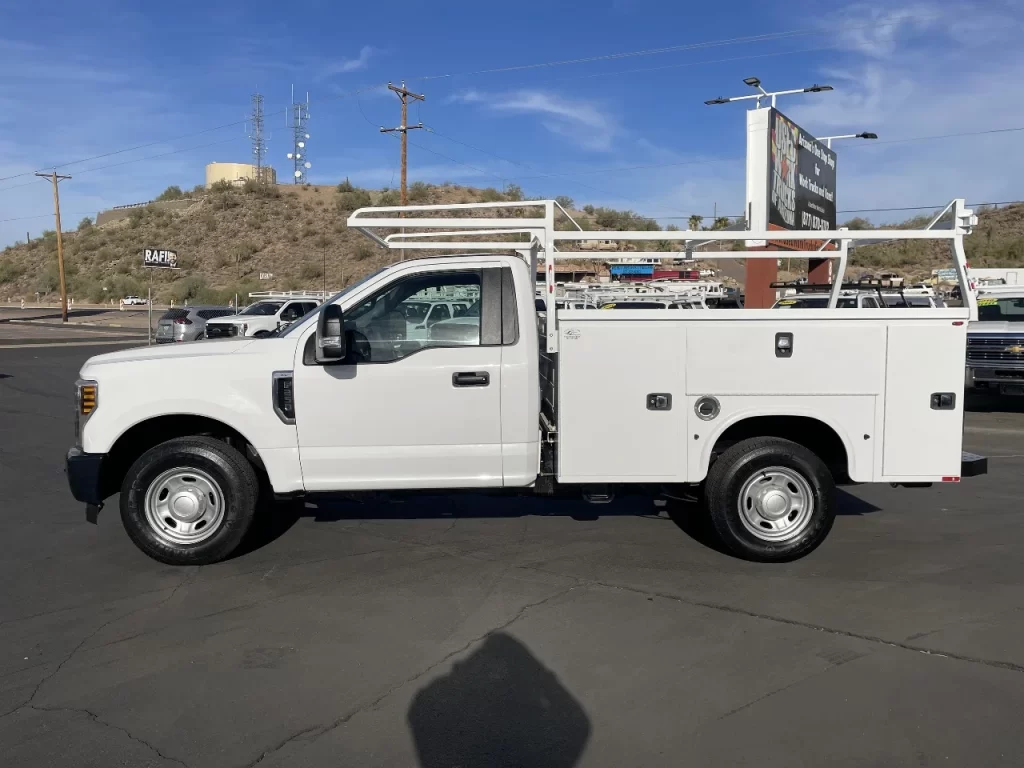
174;317;193;325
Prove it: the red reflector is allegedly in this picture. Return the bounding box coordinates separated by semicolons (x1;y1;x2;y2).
952;321;964;326
941;476;960;483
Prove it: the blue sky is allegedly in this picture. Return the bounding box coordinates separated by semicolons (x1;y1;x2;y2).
2;0;1023;247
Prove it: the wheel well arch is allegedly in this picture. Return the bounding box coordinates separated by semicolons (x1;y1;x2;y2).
708;415;852;483
101;415;265;499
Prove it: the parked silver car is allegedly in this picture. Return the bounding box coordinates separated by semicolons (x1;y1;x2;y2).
155;306;235;343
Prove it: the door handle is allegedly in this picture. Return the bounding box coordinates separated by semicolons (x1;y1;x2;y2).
453;371;490;387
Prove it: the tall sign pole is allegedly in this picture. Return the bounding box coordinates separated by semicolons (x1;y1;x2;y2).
381;82;425;206
35;171;72;322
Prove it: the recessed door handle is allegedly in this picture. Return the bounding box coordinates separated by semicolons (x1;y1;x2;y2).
453;371;490;387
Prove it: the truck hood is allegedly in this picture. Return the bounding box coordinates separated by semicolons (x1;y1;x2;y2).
82;338;256;370
968;321;1024;335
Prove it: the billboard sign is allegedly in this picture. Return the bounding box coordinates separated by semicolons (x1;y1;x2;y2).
766;108;836;250
143;248;179;268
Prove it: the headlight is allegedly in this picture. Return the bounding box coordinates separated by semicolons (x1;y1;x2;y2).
75;379;98;447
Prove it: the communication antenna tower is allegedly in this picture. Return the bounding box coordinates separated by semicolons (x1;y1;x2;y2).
248;92;268;183
286;85;311;184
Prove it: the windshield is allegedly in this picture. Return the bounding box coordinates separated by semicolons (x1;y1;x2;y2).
240;301;284;316
977;296;1024;321
279;267;389;337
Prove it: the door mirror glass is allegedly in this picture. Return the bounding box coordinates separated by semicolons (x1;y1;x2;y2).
315;304;346;363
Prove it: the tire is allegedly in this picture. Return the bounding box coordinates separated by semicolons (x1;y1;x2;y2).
254;330;271;338
195;332;205;341
120;436;259;565
703;437;835;562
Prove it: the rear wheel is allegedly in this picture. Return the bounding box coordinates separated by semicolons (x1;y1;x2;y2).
254;330;271;338
120;437;259;565
195;332;205;341
703;437;835;562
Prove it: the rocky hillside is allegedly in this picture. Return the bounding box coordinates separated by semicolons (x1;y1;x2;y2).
0;180;1020;303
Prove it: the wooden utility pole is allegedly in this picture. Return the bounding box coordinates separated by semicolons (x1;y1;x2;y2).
380;82;425;206
35;171;72;322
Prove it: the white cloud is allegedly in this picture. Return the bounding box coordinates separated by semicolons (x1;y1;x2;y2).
448;88;617;152
320;46;375;78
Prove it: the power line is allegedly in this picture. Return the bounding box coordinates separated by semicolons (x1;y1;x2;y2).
0;117;252;184
0;137;238;196
413;16;939;82
837;200;1024;214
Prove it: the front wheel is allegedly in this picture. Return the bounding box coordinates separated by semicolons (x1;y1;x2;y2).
703;437;835;562
253;330;271;338
120;437;259;565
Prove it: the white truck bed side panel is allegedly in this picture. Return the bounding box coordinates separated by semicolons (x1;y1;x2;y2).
686;322;885;395
882;323;967;478
688;395;876;483
557;321;685;482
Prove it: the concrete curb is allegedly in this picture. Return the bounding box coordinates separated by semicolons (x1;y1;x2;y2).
9;319;147;331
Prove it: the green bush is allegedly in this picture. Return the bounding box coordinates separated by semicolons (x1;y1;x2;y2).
554;195;574;210
156;185;184;202
479;187;505;203
35;265;60;294
172;275;210;303
337;178;355;193
408;181;431;203
378;189;400;206
337;188;372;211
0;261;24;283
209;180;234;193
77;216;93;231
504;184;524;202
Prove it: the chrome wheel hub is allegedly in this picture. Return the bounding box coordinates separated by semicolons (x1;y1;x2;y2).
144;468;225;545
738;466;814;543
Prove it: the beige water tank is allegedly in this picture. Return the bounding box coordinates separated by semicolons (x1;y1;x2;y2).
205;162;277;187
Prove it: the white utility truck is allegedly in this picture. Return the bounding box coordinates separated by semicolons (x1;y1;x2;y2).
66;200;987;565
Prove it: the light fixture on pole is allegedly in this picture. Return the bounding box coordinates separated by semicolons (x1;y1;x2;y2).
818;132;878;149
704;77;834;109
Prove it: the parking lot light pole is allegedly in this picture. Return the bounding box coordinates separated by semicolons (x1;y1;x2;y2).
704;76;834;110
819;132;878;149
704;77;834;307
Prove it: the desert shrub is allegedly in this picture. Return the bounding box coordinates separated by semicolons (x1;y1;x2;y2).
77;216;93;231
300;263;323;280
354;244;376;261
377;189;399;206
408;181;431;203
337;187;372;211
156;185;184;201
479;187;505;203
0;261;24;283
337;178;355;193
504;184;524;202
554;195;574;210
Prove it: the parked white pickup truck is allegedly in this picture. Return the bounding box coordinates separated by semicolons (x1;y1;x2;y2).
66;199;987;566
205;296;321;339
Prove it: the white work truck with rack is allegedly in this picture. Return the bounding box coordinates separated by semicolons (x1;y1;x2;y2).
66;199;987;565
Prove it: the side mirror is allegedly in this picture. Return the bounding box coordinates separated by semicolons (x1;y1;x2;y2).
315;304;346;363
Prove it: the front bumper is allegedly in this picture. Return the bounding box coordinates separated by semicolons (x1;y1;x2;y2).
66;448;106;506
961;451;988;477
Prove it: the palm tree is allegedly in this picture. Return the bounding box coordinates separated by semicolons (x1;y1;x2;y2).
688;214;703;231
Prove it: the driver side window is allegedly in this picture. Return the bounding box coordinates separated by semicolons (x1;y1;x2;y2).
344;271;482;363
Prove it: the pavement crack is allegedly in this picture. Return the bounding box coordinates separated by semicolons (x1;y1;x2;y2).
524;570;1024;675
27;704;188;767
240;583;579;768
0;567;200;720
714;653;866;723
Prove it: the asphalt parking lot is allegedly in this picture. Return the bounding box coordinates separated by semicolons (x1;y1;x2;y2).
1;342;1022;768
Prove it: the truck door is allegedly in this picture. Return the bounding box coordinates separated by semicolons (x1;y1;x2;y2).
293;267;505;491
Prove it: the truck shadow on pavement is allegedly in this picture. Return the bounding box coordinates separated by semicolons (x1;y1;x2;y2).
407;631;591;768
237;488;880;559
